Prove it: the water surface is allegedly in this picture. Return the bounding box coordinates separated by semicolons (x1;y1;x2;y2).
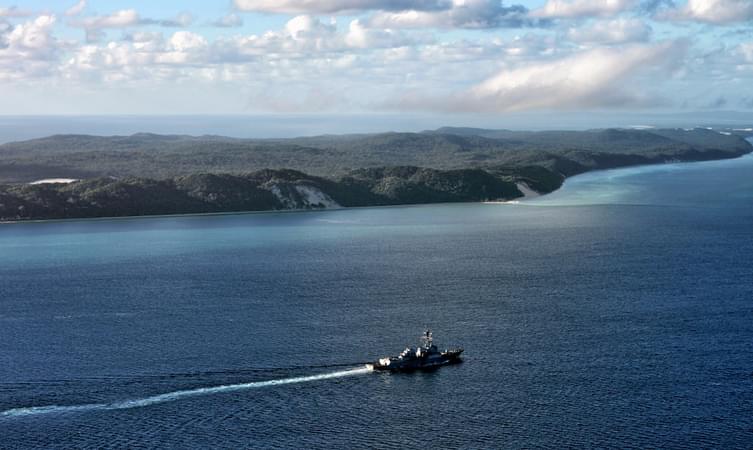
1;155;752;448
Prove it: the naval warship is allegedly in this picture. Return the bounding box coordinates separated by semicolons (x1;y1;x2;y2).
368;330;463;372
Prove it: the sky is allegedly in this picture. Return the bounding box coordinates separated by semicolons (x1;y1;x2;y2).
1;0;752;117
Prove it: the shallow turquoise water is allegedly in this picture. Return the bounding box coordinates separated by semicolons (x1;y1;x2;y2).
532;153;753;206
1;154;752;448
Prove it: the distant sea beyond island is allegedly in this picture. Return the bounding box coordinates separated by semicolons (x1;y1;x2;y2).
0;126;751;222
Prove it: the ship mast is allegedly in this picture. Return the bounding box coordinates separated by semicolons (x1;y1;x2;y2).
421;329;433;349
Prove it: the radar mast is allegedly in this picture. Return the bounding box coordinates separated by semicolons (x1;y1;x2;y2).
421;329;433;349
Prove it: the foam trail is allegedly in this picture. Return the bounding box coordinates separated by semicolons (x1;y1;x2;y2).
1;404;109;418
1;367;371;419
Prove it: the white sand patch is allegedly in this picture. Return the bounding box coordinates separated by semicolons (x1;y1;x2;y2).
269;184;340;209
516;182;541;200
294;185;340;208
483;182;540;205
483;200;520;205
29;178;78;185
269;185;292;208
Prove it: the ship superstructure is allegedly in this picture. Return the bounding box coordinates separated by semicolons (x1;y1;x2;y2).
369;330;463;372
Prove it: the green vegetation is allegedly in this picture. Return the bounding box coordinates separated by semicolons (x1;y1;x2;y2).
0;168;522;221
0;127;750;221
1;127;749;182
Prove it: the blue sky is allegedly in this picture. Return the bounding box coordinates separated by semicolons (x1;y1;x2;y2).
1;0;752;116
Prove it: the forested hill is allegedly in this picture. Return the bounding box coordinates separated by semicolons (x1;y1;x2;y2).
0;127;749;183
0;168;530;221
0;127;750;221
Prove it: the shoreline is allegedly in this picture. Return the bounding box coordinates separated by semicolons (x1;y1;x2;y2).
1;151;751;226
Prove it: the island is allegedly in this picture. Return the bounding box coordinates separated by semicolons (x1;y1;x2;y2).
0;127;750;222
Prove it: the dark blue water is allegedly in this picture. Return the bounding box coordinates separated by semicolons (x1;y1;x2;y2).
2;155;753;448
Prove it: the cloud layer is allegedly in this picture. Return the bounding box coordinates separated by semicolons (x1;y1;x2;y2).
365;0;543;29
532;0;637;18
233;0;451;14
462;42;683;111
660;0;753;24
0;0;750;113
566;18;651;44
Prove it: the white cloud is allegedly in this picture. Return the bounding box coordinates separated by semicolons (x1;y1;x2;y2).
75;9;140;29
0;6;32;17
65;0;87;17
5;5;731;115
285;15;336;38
168;31;207;52
0;15;61;80
5;15;57;51
212;13;243;28
233;0;450;14
660;0;753;24
738;42;753;62
396;42;684;112
125;31;165;51
366;0;539;29
72;9;193;35
152;12;193;28
156;31;208;64
59;14;431;85
62;30;210;82
345;19;431;47
567;18;651;44
532;0;637;18
212;15;425;57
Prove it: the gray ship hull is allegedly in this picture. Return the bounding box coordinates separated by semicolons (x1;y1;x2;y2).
369;349;463;372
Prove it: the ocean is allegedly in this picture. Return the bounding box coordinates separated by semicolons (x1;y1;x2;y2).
1;154;752;448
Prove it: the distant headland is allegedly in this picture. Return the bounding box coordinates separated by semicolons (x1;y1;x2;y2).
0;127;751;222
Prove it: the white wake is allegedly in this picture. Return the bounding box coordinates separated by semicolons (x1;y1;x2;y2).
1;367;372;419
